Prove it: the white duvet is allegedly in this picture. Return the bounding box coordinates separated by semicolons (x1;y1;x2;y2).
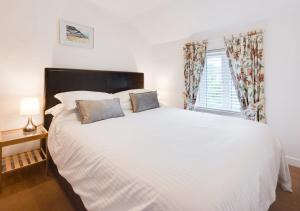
48;107;292;211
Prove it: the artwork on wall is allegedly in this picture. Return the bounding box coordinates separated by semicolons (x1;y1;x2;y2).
59;20;94;48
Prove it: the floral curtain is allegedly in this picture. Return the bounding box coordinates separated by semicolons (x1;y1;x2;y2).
224;30;266;122
183;41;207;110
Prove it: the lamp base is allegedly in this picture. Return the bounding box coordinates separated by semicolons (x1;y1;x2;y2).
23;116;37;132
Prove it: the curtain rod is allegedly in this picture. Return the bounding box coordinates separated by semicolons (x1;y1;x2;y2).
184;40;208;46
187;29;263;44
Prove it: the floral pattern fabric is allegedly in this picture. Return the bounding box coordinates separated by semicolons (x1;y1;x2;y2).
225;30;266;122
183;41;207;110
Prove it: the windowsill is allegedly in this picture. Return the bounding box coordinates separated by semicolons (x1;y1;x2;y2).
194;107;243;118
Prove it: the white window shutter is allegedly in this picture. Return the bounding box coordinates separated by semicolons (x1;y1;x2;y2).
196;50;241;114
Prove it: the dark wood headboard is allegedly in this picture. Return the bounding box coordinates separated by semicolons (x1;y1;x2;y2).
44;68;144;129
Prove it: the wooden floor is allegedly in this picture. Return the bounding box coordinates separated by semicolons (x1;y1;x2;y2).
0;165;73;211
269;166;300;211
0;165;299;211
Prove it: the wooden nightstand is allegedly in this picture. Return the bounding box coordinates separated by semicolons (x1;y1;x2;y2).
0;125;48;190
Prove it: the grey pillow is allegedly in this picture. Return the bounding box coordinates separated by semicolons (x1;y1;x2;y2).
129;91;159;113
76;98;125;124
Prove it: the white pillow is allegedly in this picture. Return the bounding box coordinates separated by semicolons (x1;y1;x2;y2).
114;89;150;103
45;104;65;116
114;89;151;111
55;91;114;110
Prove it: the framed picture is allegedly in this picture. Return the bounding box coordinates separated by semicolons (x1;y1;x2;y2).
59;20;94;48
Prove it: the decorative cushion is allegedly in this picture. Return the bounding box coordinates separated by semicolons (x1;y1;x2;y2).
76;98;125;124
114;89;151;111
129;91;159;113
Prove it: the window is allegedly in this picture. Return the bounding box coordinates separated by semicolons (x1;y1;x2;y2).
195;49;241;114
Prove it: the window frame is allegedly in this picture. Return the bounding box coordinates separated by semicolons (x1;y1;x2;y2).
195;107;242;118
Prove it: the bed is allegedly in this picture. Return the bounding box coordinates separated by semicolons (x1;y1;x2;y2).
44;68;292;211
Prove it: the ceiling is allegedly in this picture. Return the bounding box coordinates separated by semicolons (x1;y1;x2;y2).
88;0;299;44
89;0;173;18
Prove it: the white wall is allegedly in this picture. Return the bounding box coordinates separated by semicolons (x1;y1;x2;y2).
265;14;300;167
0;0;152;155
148;8;300;167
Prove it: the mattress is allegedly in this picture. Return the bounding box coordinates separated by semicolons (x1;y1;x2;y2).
48;107;292;211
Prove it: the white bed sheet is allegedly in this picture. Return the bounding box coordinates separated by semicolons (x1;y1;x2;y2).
48;107;292;211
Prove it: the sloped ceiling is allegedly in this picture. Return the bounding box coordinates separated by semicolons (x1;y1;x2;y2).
89;0;299;44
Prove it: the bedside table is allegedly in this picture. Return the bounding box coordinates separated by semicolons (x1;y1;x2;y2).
0;125;48;190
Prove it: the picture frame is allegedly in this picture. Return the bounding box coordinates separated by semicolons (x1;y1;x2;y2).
59;20;94;48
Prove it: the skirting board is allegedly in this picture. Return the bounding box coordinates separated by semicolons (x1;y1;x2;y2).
286;156;300;168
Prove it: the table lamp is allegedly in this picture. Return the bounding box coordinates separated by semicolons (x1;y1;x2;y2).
20;97;40;132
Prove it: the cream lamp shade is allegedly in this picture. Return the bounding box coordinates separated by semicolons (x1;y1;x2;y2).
20;97;40;116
